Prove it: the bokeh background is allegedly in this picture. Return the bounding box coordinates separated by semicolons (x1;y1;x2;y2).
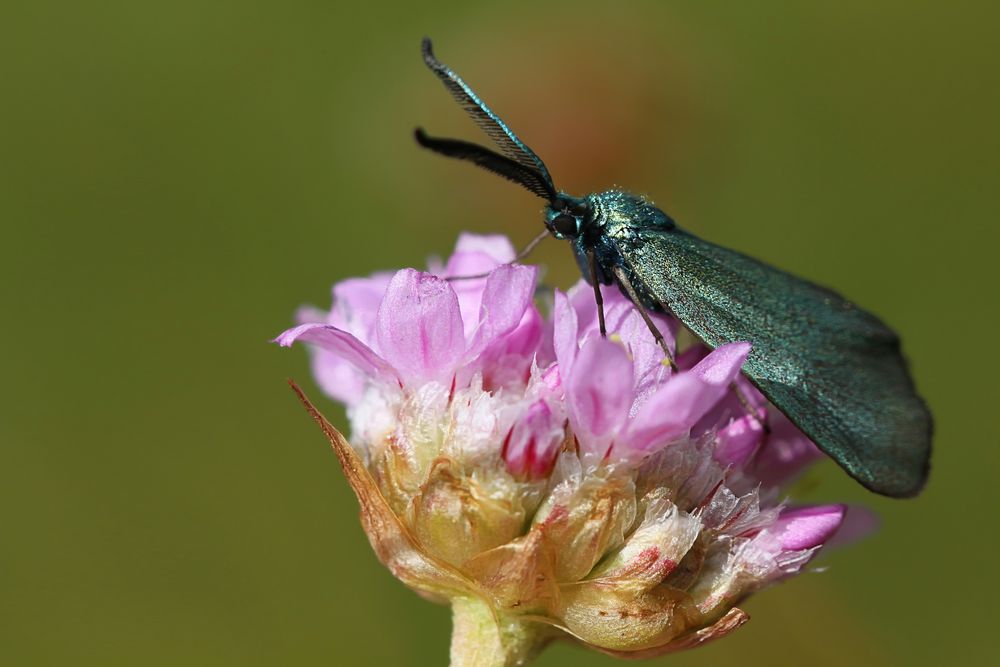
3;1;997;665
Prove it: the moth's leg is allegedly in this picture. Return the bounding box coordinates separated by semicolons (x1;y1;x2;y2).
611;265;676;369
446;229;549;282
587;249;607;337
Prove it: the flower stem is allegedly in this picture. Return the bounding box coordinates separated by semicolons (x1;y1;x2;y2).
449;597;544;667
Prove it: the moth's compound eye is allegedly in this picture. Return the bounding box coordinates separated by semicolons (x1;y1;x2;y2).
551;213;579;238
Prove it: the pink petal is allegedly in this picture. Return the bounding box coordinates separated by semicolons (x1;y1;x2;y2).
329;274;393;342
691;372;767;439
750;416;825;488
676;343;709;370
622;374;712;456
295;305;329;326
646;310;676;349
541;362;561;392
444;250;497;279
375;269;465;386
618;309;673;406
466;264;538;360
566;279;598;331
441;235;516;336
308;351;367;406
503;400;564;479
566;337;634;455
473;306;544;390
439;266;489;339
690;342;752;385
452;233;517;264
826;505;879;548
772;504;847;551
623;343;751;457
274;323;395;382
600;299;636;337
715;414;765;468
619;305;675;356
552;290;579;374
567;279;629;337
688;342;758;438
294;305;368;403
533;307;556;369
291;277;393;406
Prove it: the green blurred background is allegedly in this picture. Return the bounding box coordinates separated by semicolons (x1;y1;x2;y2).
3;1;997;664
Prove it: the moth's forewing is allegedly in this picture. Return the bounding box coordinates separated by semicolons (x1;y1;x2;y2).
621;228;932;497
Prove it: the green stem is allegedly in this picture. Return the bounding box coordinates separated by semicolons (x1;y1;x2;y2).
449;597;544;667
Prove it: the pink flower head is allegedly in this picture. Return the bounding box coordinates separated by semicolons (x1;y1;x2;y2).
278;233;868;660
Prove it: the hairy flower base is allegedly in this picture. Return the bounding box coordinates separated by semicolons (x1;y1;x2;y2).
290;381;833;664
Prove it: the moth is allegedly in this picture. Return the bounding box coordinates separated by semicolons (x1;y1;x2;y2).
415;38;931;498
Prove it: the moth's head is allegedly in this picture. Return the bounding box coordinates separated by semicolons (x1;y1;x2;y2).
544;195;591;240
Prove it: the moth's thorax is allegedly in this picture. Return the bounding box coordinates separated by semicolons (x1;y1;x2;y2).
567;189;677;287
587;189;675;237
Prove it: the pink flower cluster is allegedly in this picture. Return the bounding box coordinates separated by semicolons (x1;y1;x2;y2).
278;234;849;573
277;233;875;663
